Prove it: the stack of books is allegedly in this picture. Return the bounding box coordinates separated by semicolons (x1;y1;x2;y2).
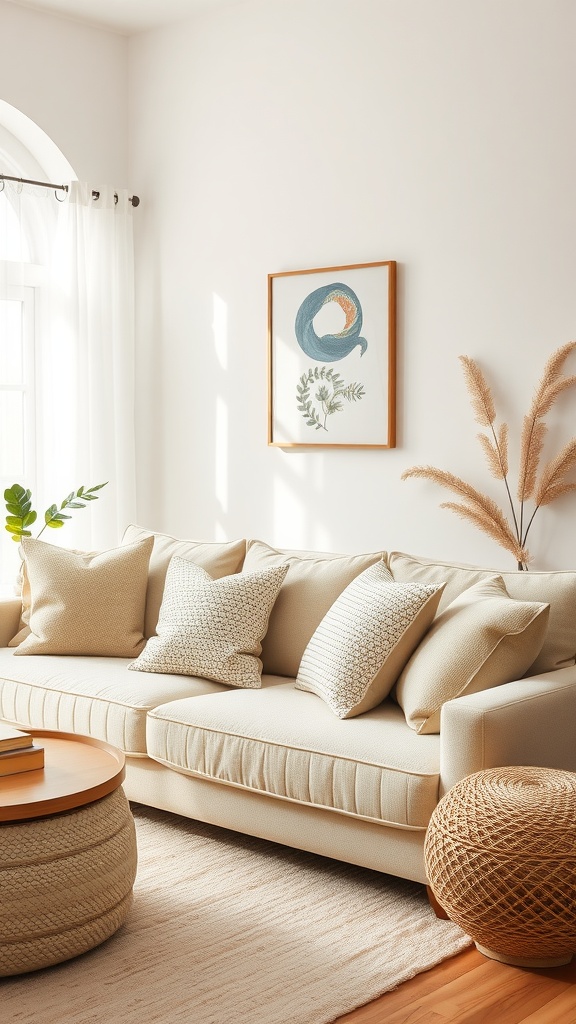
0;724;44;777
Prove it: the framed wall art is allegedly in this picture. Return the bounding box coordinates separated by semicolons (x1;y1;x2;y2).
268;260;396;448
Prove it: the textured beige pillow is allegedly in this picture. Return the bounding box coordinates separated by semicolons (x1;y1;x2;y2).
242;539;386;677
9;545;89;647
129;556;289;687
122;524;247;638
389;551;576;675
295;561;445;719
13;535;154;657
393;576;550;734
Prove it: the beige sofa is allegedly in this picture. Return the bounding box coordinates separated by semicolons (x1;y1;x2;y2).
0;525;575;887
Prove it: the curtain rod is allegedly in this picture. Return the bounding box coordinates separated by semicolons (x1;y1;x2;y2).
0;173;140;207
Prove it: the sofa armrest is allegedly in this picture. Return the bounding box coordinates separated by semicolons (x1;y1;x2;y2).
439;666;576;795
0;597;22;647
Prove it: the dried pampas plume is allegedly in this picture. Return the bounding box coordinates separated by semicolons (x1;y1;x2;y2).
402;342;576;569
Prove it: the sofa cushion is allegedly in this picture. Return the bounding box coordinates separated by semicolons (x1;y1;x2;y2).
122;525;246;638
146;678;441;830
393;576;550;734
129;558;288;687
295;562;445;718
389;551;576;675
242;540;386;677
11;536;153;658
0;647;229;755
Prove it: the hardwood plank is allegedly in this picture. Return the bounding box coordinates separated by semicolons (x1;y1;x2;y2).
334;947;576;1024
335;948;478;1022
519;986;576;1024
417;959;568;1024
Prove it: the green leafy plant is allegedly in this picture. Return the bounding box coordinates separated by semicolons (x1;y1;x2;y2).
4;482;108;543
296;366;366;431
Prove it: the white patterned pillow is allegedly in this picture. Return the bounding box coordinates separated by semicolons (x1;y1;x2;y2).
295;561;445;718
129;557;288;687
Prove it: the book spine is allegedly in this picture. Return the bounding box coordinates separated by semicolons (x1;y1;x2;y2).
0;735;33;754
0;745;45;776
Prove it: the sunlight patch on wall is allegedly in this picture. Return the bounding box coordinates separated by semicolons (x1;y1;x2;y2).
213;293;229;529
213;292;228;371
273;471;308;545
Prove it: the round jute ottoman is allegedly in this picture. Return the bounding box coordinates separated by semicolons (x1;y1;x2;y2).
424;766;576;967
0;787;137;976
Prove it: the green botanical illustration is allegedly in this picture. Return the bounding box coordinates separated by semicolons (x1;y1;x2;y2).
296;366;366;432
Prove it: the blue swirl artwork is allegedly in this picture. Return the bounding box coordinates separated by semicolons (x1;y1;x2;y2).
294;282;367;362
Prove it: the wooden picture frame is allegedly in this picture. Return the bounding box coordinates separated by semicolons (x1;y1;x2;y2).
268;260;396;448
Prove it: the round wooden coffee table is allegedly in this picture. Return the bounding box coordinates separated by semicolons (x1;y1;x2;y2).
0;729;137;976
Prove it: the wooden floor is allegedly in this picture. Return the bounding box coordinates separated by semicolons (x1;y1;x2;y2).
336;945;576;1023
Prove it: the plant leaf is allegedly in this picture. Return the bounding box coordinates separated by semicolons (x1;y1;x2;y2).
440;501;529;564
459;355;496;427
534;438;576;506
517;417;547;501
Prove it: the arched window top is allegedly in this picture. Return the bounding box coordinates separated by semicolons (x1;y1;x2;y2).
0;105;76;267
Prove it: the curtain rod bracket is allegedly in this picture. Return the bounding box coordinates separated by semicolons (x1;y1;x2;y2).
0;173;140;207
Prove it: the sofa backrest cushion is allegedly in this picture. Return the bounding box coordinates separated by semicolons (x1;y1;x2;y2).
389;551;576;675
393;575;550;733
122;525;246;637
242;540;386;677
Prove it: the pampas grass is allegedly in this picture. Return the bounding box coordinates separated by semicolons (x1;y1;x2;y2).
402;342;576;569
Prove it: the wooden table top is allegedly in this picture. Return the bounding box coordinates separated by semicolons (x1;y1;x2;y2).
0;729;125;822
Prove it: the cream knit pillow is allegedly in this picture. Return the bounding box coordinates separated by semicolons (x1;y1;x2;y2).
13;535;154;657
393;575;550;734
129;557;288;687
295;561;445;718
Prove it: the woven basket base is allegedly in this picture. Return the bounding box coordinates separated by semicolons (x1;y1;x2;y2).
0;788;137;977
475;942;573;969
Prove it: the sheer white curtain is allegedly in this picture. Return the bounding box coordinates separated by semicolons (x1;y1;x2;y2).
43;181;137;551
0;180;54;583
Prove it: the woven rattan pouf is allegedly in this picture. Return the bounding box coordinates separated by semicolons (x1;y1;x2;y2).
425;766;576;967
0;787;137;976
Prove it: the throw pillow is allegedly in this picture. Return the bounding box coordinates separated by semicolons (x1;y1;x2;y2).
129;557;289;687
122;525;247;638
388;550;576;675
9;544;88;648
242;539;386;677
393;576;550;734
12;535;154;657
295;560;445;718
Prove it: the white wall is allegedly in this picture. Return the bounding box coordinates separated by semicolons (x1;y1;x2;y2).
0;1;128;185
2;0;575;571
129;0;576;571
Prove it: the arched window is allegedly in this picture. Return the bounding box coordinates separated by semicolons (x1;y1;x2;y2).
0;116;70;585
0;102;137;585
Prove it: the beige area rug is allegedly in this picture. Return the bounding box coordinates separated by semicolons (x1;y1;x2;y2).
3;804;471;1024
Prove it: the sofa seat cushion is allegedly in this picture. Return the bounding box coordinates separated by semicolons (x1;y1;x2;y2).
146;678;441;830
0;648;229;755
